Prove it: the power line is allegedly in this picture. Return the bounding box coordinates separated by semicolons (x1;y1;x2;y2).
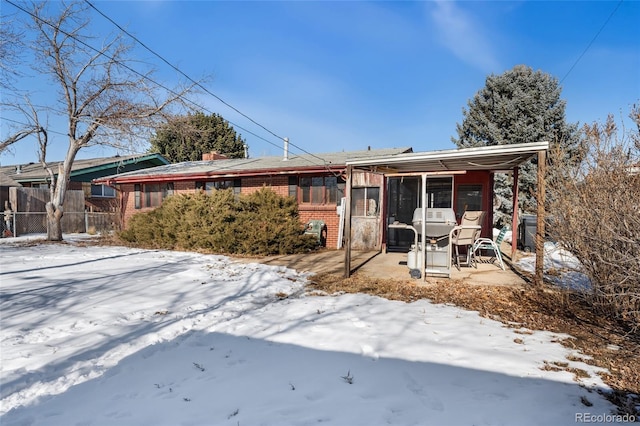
4;0;328;168
560;0;623;84
1;116;67;138
84;0;329;166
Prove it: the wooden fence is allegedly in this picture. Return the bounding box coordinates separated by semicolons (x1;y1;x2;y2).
6;187;119;236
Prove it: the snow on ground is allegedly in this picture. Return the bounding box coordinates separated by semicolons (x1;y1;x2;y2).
516;241;592;291
0;235;619;425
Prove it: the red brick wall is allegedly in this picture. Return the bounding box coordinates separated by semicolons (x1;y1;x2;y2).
298;205;341;249
240;176;289;197
117;177;342;248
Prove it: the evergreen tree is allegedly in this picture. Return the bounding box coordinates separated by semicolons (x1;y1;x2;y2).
150;112;246;162
452;65;580;226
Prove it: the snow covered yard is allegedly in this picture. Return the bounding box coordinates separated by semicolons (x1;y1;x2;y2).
0;235;621;425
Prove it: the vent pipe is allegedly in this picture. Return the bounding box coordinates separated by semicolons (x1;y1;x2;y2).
283;137;289;161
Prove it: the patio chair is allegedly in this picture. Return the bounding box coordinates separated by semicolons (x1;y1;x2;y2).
450;211;485;270
471;227;507;270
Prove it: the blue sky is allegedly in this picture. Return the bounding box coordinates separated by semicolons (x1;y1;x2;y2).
1;0;639;165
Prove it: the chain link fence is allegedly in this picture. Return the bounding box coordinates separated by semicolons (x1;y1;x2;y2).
2;211;120;238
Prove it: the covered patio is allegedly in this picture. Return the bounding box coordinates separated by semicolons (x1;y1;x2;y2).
342;142;549;284
253;246;527;287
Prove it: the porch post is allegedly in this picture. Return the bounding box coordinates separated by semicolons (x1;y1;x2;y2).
343;165;353;278
421;173;427;281
511;167;519;260
535;150;546;286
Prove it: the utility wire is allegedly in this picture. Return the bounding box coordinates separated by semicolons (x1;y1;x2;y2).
84;0;329;166
4;0;328;169
6;0;288;152
85;0;282;141
1;116;67;138
560;0;623;84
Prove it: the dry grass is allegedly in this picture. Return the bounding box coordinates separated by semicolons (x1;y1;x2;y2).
307;272;640;416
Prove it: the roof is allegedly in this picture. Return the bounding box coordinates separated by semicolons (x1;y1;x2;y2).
93;147;413;184
346;142;550;173
0;153;170;184
0;172;22;187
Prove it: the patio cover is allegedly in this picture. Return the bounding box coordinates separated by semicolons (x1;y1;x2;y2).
345;141;549;173
342;141;549;283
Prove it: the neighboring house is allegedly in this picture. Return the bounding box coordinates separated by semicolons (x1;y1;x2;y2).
0;153;170;212
94;147;412;249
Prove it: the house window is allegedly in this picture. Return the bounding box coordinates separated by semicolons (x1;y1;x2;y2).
298;175;345;205
90;184;115;198
426;177;453;208
135;182;174;209
134;184;141;209
457;184;483;216
196;179;241;195
351;187;380;217
288;176;298;198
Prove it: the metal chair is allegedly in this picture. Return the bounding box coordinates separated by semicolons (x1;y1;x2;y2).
471;227;507;270
450;211;485;270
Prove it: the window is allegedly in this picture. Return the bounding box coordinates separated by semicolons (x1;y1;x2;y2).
134;184;141;209
351;187;380;217
196;179;241;195
456;184;483;216
298;175;345;205
288;176;298;198
135;182;174;209
90;184;116;198
426;178;453;208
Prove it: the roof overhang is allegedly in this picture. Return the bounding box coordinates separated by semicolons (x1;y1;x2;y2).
346;141;549;173
94;164;346;185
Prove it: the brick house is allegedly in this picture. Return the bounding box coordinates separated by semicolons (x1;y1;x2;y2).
94;142;549;279
94;147;411;249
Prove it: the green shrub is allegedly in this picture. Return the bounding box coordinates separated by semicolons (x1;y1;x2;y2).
119;187;318;255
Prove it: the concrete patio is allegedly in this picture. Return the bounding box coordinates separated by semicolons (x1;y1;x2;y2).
250;243;528;287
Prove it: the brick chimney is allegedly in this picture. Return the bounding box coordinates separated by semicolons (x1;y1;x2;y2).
202;151;228;161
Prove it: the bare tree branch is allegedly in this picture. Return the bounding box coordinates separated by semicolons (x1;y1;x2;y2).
5;1;197;240
0;127;43;153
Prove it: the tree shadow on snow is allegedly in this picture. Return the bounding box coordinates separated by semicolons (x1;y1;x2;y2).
1;330;617;426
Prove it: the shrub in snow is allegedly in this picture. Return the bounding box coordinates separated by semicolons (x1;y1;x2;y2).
119;187;318;255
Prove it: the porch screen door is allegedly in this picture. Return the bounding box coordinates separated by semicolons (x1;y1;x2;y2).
386;177;452;251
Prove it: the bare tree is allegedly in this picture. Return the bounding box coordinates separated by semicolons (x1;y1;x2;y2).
0;11;24;90
547;109;640;334
0;11;38;154
9;1;193;240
